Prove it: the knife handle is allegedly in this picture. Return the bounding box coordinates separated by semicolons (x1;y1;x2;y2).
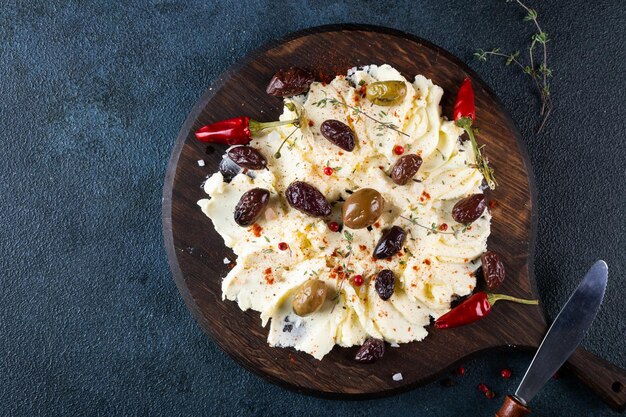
495;395;531;417
566;347;626;413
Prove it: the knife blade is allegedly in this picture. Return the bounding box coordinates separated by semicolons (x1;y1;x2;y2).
514;260;608;405
497;261;608;416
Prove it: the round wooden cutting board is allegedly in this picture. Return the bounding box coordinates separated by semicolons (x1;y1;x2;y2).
163;25;625;410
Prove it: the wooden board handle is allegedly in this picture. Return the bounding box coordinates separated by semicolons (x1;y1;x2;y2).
566;347;626;413
496;395;531;417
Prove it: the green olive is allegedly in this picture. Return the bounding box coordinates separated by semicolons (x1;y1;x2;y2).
342;188;385;229
292;279;327;317
365;81;407;106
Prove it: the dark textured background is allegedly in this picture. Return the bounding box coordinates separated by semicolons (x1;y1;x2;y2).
0;0;624;416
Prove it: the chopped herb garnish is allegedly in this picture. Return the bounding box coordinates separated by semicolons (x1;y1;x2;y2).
322;98;410;137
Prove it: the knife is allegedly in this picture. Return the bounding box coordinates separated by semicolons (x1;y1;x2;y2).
496;260;609;417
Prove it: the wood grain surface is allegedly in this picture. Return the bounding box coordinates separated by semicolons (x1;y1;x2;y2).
162;25;625;410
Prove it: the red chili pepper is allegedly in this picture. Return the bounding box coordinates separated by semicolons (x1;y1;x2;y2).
195;117;299;145
434;292;538;329
452;77;497;190
453;78;475;124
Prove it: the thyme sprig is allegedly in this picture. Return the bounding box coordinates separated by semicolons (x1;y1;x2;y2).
312;97;410;138
400;214;469;237
475;0;553;132
330;229;355;313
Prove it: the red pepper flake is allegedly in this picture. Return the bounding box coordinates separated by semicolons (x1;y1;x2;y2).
359;245;367;251
374;222;380;228
307;119;314;127
288;353;298;364
412;265;419;271
500;368;512;379
393;145;405;155
328;221;340;232
477;383;489;393
421;191;431;200
264;267;274;285
485;390;496;399
278;242;289;251
338;151;344;156
251;223;263;237
378;165;384;170
423;259;431;266
454;366;466;376
352;274;364;286
324;166;334;176
439;223;448;231
489;199;498;209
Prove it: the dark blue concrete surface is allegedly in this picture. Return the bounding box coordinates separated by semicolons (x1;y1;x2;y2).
0;1;624;416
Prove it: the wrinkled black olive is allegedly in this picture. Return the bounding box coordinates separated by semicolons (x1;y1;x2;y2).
320;120;356;151
266;67;315;97
354;338;385;363
375;269;395;300
373;226;406;259
227;146;267;170
481;251;505;290
285;181;332;218
391;154;423;185
234;188;270;226
452;194;486;224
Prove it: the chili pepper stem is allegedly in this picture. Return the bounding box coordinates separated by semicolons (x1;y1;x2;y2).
249;117;300;133
487;293;539;306
456;117;497;190
274;127;299;159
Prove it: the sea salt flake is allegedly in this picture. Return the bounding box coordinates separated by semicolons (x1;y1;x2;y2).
392;373;403;381
197;160;205;166
390;343;400;348
223;258;231;264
